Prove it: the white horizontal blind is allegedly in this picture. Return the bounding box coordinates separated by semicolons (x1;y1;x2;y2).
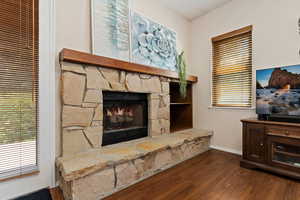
212;26;252;107
0;0;39;180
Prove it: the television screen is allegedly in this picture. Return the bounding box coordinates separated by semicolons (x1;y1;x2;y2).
256;65;300;116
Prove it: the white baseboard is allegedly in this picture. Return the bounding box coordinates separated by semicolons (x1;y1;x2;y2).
210;145;242;155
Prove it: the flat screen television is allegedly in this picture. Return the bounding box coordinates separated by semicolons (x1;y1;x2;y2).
256;64;300;121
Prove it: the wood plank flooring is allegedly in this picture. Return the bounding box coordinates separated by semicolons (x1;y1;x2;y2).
104;150;300;200
51;150;300;200
50;187;64;200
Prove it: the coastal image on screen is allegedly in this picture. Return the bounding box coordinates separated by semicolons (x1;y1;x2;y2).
256;65;300;115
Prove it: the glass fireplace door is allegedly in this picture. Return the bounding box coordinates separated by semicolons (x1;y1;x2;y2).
102;92;148;146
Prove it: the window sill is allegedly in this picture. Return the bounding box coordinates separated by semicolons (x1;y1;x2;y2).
0;169;39;183
208;106;255;111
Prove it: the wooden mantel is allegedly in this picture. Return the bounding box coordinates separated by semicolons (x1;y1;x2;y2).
60;48;198;83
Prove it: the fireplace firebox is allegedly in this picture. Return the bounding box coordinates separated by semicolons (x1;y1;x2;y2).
102;92;148;146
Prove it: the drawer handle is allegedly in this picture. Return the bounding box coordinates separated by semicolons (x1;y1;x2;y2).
260;142;264;147
267;132;291;136
285;131;290;135
267;132;279;135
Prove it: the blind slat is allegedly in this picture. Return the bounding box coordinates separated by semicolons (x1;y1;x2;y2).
212;27;252;108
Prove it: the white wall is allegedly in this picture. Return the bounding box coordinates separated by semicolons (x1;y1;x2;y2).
55;0;191;57
55;0;192;156
190;0;300;154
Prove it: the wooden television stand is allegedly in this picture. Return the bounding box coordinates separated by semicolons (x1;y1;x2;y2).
241;118;300;179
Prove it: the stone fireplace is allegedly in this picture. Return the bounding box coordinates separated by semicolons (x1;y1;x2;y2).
102;91;148;146
57;50;212;200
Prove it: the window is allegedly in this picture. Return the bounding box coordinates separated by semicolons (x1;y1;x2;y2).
0;0;39;180
212;26;252;108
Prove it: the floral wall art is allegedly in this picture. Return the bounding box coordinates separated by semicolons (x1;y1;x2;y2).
91;0;130;61
91;2;178;71
131;12;178;71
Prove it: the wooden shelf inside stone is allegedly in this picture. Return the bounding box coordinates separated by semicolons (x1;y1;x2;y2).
170;82;193;133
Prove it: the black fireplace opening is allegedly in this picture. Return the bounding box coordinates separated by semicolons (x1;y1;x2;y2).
102;91;148;146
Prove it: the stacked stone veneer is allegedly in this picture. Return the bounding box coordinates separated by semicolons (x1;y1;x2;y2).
61;61;170;156
58;61;213;200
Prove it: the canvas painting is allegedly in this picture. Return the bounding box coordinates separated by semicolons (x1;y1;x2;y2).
131;12;177;71
91;0;130;61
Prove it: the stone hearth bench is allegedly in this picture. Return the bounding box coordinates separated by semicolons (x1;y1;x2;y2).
56;129;213;200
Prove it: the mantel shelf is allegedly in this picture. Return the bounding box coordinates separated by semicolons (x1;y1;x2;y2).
60;48;198;83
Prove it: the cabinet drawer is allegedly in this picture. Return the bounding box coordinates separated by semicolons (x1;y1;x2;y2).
266;125;300;139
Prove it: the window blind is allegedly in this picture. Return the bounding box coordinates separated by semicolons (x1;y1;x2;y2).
0;0;39;181
212;26;252;108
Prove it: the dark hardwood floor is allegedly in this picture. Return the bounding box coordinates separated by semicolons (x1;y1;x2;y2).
50;187;64;200
104;150;300;200
51;150;300;200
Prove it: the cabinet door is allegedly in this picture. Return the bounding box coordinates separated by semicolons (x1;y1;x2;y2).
267;136;300;173
245;123;266;163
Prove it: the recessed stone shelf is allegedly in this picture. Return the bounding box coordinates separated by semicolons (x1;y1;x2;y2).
56;129;212;200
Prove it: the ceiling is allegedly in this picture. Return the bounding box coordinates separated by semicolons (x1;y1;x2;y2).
160;0;233;21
